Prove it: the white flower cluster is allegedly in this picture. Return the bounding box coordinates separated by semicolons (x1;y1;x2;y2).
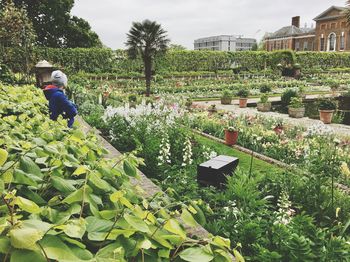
202;145;217;160
305;121;335;137
274;191;294;225
182;138;193;167
157;135;171;166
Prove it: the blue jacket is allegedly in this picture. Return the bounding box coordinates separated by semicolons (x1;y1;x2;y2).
43;85;78;128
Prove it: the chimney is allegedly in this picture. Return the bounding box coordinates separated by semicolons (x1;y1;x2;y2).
292;16;300;28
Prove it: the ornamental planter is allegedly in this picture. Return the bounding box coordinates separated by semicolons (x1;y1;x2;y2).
288;107;305;118
257;102;272;112
225;130;238;146
239;98;248;108
274;125;283;135
221;97;232;105
319;110;334;124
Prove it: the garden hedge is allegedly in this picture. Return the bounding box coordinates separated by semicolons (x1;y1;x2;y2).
3;46;350;74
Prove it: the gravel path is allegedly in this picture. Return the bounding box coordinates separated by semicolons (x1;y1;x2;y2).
194;95;350;138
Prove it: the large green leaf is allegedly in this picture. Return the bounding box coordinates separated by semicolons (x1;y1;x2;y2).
164;219;186;240
13;169;38;187
123;160;137;177
9;227;43;251
15;196;41;214
0;148;8;167
10;249;46;262
19;156;43;177
51;176;76;193
95;242;126;262
86;216;114;234
0;236;10;254
123;214;149;233
63;219;86;239
180;209;199;228
179;247;214;262
40;235;92;261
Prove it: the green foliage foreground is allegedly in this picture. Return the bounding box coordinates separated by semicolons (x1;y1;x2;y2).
0;85;234;261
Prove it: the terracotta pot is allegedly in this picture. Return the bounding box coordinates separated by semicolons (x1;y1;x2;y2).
274;126;283;135
288;107;305;118
257;102;272;112
319;110;334;124
239;98;248;108
225;130;238;146
221;97;232;105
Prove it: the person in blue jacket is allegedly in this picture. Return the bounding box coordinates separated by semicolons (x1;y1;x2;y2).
43;70;78;128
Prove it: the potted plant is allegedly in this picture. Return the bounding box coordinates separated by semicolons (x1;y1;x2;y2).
257;94;272;112
221;89;233;105
288;97;305;118
319;98;337;124
224;126;238;146
208;104;217;113
274;122;284;135
236;88;249;108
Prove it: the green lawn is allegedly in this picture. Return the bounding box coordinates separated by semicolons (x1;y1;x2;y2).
195;134;283;175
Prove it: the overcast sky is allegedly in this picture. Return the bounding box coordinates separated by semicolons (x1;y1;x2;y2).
72;0;346;49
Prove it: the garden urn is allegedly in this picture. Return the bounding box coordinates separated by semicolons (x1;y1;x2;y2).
225;129;238;146
221;97;232;105
319;110;334;124
257;103;272;112
239;98;248;108
288;107;305;118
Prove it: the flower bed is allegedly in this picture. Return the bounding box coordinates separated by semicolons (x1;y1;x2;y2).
82;98;350;261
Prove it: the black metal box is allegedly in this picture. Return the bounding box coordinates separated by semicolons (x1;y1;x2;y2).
197;155;239;187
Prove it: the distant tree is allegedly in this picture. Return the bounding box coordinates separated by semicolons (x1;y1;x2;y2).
251;43;258;51
0;0;36;47
0;0;101;48
169;43;187;51
126;20;170;97
0;0;36;75
346;2;350;24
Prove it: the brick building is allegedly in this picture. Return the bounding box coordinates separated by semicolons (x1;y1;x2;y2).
314;6;349;51
265;6;350;52
265;16;315;51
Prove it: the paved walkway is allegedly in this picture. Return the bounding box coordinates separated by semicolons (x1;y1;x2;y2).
194;95;350;138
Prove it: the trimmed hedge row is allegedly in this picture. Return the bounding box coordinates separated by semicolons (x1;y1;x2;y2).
3;47;350;74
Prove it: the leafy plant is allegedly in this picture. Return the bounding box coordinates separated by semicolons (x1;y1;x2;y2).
281;89;299;107
236;88;249;98
221;89;232;99
260;84;272;94
318;98;337;110
259;94;269;104
289;97;304;109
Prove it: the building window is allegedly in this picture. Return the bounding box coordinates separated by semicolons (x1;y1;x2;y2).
320;37;325;51
340;32;345;51
331;23;336;29
328;33;336;51
321;24;326;30
295;41;300;51
303;41;308;51
341;22;346;28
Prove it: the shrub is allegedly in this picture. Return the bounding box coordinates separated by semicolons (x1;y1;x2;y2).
259;94;269;104
237;88;250;98
281;89;299;106
221;89;233;99
318;98;337;110
260;84;272;94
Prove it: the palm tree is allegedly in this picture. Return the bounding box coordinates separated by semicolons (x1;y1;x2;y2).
126;20;170;97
